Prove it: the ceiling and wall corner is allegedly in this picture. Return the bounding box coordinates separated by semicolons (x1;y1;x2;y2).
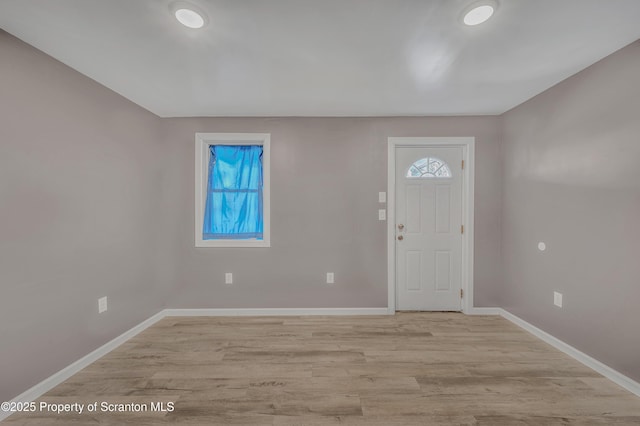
0;0;639;117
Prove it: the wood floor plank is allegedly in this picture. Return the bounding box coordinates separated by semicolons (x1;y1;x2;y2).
4;313;640;425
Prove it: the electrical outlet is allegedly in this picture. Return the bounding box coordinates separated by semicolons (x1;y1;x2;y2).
225;273;233;284
326;272;334;284
554;291;563;308
98;296;108;313
378;192;386;203
378;209;386;220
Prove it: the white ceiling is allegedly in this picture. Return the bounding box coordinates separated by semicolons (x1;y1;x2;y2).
1;0;639;117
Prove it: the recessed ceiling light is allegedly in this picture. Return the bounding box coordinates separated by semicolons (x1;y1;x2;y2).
170;2;207;29
462;1;497;26
175;8;204;28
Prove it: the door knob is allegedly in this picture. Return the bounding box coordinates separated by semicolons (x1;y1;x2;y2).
398;224;404;230
397;235;404;241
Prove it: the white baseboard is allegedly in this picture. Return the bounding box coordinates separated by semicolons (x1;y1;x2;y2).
164;307;391;317
465;307;501;315
1;310;166;422
498;308;640;398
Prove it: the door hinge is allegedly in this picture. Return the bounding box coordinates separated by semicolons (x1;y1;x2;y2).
461;225;464;234
461;160;465;169
460;289;464;299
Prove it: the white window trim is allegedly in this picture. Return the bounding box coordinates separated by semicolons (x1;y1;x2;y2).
195;133;271;248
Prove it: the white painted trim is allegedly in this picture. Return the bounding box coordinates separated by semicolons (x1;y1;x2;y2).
194;133;271;248
465;307;502;315
1;311;166;422
463;141;475;314
387;141;396;314
164;308;391;317
498;308;640;398
387;137;475;313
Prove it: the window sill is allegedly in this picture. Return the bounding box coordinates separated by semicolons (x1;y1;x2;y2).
195;239;271;248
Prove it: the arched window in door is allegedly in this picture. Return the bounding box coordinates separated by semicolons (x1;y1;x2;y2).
406;157;452;178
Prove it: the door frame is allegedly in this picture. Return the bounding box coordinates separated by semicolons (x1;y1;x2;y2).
387;137;475;314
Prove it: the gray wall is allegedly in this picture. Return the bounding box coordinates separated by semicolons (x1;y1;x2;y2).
501;40;640;382
0;31;168;402
159;116;503;309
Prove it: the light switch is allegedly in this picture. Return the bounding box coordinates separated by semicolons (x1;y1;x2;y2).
378;209;386;221
554;291;563;308
378;192;386;203
98;297;108;314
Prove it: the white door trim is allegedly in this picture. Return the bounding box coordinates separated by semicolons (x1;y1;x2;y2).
387;137;475;314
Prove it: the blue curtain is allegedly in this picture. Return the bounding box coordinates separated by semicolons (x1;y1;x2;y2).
203;145;263;240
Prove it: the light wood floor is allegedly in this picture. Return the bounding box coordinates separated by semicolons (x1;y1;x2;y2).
5;313;640;425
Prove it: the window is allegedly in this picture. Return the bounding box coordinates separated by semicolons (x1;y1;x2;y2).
406;157;452;178
195;133;270;247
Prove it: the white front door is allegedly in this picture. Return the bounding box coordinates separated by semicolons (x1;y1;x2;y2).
395;146;463;311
